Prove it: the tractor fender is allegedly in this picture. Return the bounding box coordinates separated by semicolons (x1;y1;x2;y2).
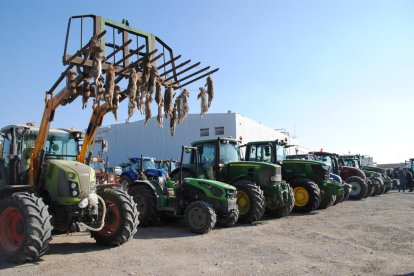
170;165;197;179
129;179;163;210
121;171;137;181
0;185;33;200
228;174;255;185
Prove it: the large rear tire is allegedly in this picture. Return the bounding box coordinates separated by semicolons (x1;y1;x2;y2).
128;185;158;227
290;178;321;213
0;192;52;263
233;179;265;223
346;176;367;200
185;201;216;234
92;188;139;246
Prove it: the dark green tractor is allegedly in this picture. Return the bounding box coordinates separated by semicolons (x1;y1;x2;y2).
127;146;239;234
245;140;344;213
170;138;294;223
361;165;392;194
340;155;384;196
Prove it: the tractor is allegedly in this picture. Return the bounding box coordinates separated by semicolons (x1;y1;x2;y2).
245;140;344;213
127;146;239;234
0;13;220;262
170;138;295;223
286;153;351;205
0;125;139;263
340;155;384;196
310;151;368;200
119;157;168;191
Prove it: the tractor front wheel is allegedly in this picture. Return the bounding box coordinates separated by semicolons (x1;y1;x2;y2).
318;194;336;209
346;176;368;200
0;192;52;263
128;185;158;226
290;179;321;213
233;180;265;223
216;208;239;228
185;201;216;234
92;188;139;246
120;176;132;192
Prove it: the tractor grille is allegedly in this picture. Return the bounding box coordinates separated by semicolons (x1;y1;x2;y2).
57;170;70;197
259;166;277;185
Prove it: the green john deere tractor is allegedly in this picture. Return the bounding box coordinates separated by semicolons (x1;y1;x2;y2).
170;138;295;223
245;140;344;213
361;165;392;194
0;125;139;263
127;146;239;234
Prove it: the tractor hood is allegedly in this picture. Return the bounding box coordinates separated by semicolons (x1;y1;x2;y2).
42;159;96;205
340;166;366;180
185;178;236;191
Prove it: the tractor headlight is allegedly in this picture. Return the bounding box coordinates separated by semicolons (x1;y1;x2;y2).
70;182;78;189
88;193;99;205
67;172;75;179
78;197;89;208
72;190;79;197
270;175;282;182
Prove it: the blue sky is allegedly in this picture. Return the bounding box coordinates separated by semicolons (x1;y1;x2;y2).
0;0;413;163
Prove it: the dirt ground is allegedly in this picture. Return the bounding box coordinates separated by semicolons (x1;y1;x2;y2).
1;190;414;276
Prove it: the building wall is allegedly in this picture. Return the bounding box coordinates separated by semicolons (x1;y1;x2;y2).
106;113;237;166
99;112;305;166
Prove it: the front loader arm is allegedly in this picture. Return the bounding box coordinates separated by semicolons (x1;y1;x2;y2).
29;73;84;186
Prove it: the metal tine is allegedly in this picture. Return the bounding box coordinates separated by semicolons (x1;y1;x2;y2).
149;53;164;63
164;62;201;82
172;66;210;85
66;30;107;65
104;39;132;62
114;44;145;66
157;55;181;70
159;59;191;78
117;49;158;75
176;68;219;89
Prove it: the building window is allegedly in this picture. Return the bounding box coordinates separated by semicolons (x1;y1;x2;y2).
215;126;224;135
200;128;209;137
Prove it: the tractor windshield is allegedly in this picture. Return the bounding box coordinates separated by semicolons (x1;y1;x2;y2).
23;131;79;161
220;142;240;164
142;159;157;170
314;155;332;167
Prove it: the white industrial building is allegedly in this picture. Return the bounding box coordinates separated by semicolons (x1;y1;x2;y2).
93;112;307;167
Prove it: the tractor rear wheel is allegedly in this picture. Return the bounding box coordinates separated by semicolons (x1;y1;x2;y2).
216;208;239;228
233;180;265;223
290;178;321;213
128;185;158;227
365;180;374;197
0;192;52;263
346;176;367;200
92;188;139;246
185;201;216;234
318;194;336;209
384;186;391;193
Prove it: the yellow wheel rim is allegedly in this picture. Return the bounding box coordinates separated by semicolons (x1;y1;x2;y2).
293;187;309;207
236;190;250;215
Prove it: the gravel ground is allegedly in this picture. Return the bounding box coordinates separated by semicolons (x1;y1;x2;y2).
1;190;414;276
